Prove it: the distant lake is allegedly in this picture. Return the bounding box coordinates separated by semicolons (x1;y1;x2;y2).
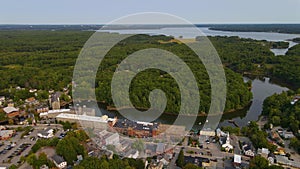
98;27;300;55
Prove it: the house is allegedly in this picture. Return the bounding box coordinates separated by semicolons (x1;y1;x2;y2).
0;130;15;140
257;148;270;159
281;131;295;139
3;106;19;118
267;153;276;164
233;154;242;167
242;143;255;157
37;128;54;139
51;155;67;169
25;97;37;104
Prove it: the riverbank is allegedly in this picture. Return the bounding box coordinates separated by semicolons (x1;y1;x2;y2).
105;102;252;117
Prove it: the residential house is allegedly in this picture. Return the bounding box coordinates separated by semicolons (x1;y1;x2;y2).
257;148;270;159
242;142;255;157
51;155;67;169
270;130;284;145
25;97;38;105
267;153;276;164
281;131;295;139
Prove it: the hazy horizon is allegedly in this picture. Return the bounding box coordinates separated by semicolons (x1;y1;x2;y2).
1;0;300;24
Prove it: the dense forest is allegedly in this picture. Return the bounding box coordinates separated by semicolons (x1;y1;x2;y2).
0;30;299;115
262;90;300;153
205;36;300;89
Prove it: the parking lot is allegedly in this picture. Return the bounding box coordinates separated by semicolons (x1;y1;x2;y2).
0;124;64;168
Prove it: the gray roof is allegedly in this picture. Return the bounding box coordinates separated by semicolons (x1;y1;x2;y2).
156;143;165;153
51;92;61;102
52;155;65;164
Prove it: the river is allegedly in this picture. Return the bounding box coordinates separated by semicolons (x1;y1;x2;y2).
91;27;295;128
83;76;288;129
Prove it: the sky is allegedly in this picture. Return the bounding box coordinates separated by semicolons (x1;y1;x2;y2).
1;0;300;24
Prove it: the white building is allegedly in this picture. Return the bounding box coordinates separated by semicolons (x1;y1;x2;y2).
242;143;255;157
51;155;67;169
220;132;233;152
37;128;54;139
281;131;295;139
200;128;215;136
233;154;242;167
258;148;270;159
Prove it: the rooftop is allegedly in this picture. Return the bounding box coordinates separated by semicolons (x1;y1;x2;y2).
3;106;19;114
56;113;114;123
234;154;242;164
113;119;159;131
51;155;65;164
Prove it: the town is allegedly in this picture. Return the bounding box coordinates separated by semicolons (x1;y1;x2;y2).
0;87;299;169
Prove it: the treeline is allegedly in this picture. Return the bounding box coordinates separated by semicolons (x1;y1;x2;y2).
262;90;300;133
208;24;300;34
93;34;252;114
262;90;300;153
0;31;253;114
0;30;93;90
